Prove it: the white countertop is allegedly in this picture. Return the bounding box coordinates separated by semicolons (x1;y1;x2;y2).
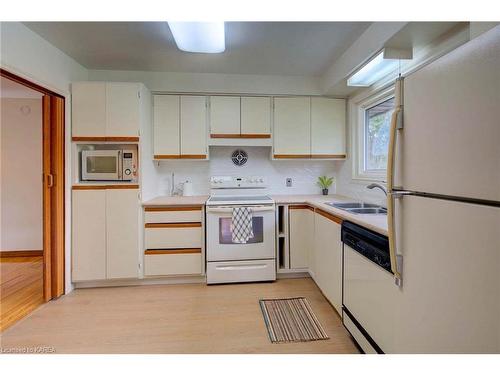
142;193;388;236
271;194;388;236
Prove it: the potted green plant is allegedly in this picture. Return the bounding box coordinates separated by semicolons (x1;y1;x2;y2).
317;176;334;195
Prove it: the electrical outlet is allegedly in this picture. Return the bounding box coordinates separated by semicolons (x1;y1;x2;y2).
286;178;292;187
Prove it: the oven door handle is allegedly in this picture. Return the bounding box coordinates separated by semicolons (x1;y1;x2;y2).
206;206;275;213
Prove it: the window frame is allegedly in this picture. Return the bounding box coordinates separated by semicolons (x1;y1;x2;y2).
351;85;395;182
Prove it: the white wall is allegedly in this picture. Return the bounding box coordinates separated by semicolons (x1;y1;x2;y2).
88;69;322;96
1;22;89;293
0;98;43;250
143;147;342;200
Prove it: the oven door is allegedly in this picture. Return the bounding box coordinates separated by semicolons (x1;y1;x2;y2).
206;205;276;261
81;150;121;181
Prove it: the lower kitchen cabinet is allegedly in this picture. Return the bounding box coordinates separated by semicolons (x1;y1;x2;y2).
144;223;202;249
72;189;107;281
144;250;202;276
106;189;140;279
143;205;204;277
72;187;139;282
313;209;343;313
288;205;314;269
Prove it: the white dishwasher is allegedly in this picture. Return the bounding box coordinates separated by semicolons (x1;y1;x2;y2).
342;221;400;354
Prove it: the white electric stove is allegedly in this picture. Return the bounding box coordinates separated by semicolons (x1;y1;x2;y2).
206;176;276;284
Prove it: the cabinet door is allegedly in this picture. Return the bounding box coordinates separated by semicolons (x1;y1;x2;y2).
311;98;346;157
72;82;106;137
241;96;271;136
106;83;140;137
288;206;314;269
72;190;106;281
153;95;180;157
106;189;139;279
180;96;207;157
314;212;342;313
209;96;240;136
273;97;311;156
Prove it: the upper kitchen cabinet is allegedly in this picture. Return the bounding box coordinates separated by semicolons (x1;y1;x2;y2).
209;96;271;139
153;95;180;157
72;82;106;137
311;98;346;158
210;96;240;137
180;96;208;158
153;94;208;159
273;97;311;157
273;96;346;159
72;82;141;141
105;83;141;138
240;96;271;137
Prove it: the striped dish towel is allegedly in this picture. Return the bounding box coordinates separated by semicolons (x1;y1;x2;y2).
231;207;254;243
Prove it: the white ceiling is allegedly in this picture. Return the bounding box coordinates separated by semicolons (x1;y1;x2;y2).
0;77;43;99
23;22;371;76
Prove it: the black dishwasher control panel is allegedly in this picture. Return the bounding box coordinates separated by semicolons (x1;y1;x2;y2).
341;221;392;273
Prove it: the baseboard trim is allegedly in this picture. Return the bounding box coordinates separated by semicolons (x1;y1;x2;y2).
73;273;312;288
0;250;43;258
276;271;311;279
73;275;207;289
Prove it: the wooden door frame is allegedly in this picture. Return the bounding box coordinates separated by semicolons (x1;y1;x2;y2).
1;68;66;301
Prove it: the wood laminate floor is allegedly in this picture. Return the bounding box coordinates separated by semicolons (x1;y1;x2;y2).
0;256;44;332
0;277;359;354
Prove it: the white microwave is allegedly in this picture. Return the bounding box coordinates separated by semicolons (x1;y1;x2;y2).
81;149;137;181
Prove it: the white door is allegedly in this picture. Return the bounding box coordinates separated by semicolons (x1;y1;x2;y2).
314;212;342;313
393;195;500;353
106;189;139;279
180;96;207;157
288;207;314;269
106;83;140;137
72;190;106;281
273;97;311;156
311;97;346;157
71;82;106;137
241;96;271;135
209;96;240;136
153;95;180;157
401;28;500;201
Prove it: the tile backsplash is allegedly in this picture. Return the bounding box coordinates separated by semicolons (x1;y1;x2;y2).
146;147;342;198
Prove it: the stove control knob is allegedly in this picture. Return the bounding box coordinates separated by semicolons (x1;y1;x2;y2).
258;178;264;183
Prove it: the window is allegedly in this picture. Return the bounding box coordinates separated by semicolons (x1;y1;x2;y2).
352;86;395;181
364;97;394;171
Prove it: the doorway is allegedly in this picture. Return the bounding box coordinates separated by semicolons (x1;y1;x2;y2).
0;69;65;331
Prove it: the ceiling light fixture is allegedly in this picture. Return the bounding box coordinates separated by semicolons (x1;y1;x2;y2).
168;22;225;54
347;48;413;87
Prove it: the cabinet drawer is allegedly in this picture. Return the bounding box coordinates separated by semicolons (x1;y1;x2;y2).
145;252;202;276
144;207;202;223
145;224;202;249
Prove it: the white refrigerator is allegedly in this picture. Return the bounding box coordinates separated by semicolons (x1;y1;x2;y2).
387;26;500;353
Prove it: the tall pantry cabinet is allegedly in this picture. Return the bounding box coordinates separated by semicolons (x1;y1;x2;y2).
71;81;149;283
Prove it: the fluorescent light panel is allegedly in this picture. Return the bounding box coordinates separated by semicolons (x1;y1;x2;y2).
168;22;225;53
347;50;399;87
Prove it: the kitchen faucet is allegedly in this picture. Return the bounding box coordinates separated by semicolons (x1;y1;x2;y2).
170;172;175;196
366;183;387;196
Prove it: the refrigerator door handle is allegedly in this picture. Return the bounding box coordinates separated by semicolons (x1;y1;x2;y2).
387;77;404;286
387;192;403;286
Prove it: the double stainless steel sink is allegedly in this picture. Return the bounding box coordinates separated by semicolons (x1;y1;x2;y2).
325;202;387;215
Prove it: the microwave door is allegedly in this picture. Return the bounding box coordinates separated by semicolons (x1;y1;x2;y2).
82;150;121;181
